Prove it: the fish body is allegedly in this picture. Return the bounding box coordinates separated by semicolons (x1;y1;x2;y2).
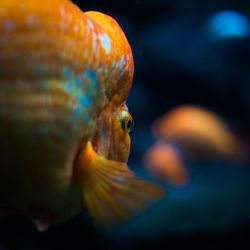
0;0;163;229
152;105;242;161
143;142;188;186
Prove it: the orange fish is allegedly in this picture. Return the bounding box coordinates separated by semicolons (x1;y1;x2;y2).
152;105;242;161
143;142;188;186
0;0;164;230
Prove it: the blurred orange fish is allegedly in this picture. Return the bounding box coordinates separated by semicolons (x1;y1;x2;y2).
152;105;243;162
143;142;188;186
0;0;164;230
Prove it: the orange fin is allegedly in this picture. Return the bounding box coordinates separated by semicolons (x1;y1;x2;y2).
75;142;165;229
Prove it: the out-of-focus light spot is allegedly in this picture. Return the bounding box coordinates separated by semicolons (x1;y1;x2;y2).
207;10;249;39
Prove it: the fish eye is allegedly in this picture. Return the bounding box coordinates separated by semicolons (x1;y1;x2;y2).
121;110;134;133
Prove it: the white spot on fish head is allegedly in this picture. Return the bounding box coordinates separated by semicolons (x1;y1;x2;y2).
126;54;130;61
98;33;111;55
87;19;94;29
59;5;66;18
74;25;79;33
92;33;97;51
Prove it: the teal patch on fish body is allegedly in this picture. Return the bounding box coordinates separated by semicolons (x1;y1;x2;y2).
80;93;91;108
82;112;90;125
63;67;71;79
73;106;81;117
119;56;125;70
65;82;72;93
84;70;97;95
74;76;82;89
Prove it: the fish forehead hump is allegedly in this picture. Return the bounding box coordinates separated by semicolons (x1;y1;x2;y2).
0;0;134;103
0;0;134;142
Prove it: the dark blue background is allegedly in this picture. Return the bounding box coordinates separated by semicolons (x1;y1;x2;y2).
1;0;250;249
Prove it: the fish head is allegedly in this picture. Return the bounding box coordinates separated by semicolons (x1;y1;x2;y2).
73;99;165;230
92;102;134;163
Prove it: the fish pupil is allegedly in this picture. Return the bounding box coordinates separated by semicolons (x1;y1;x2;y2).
120;110;134;133
126;117;134;133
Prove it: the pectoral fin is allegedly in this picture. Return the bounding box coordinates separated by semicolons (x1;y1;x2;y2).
74;142;165;229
